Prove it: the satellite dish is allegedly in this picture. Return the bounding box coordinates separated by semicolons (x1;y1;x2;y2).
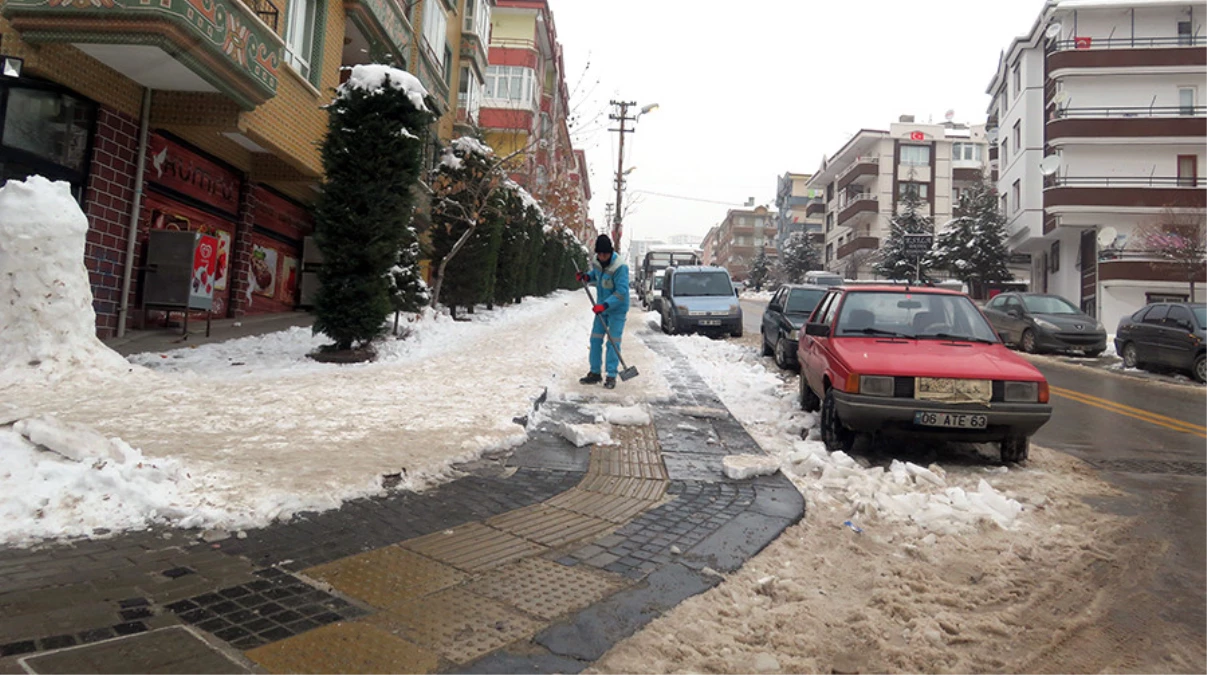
1096;226;1119;248
1039;155;1062;175
944;109;955;121
986;128;1000;143
1053;90;1070;105
1045;23;1063;39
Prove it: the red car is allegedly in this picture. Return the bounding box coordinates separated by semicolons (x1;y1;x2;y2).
796;285;1052;463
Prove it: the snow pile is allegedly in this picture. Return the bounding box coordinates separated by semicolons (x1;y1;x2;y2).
126;326;329;375
556;422;613;447
337;64;428;111
722;454;781;480
0;177;133;384
604;405;651;426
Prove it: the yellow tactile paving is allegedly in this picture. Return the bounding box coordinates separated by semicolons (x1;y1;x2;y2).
577;474;670;500
544;487;662;523
366;587;543;665
302;545;466;610
486;504;616;548
463;557;632;621
400;522;548;572
245;621;441;674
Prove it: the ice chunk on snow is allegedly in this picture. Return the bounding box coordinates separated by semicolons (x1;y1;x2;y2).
723;454;780;480
556;423;612;448
604;405;650;426
13;416;131;464
906;461;946;487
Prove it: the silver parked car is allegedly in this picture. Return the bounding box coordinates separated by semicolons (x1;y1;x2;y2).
982;292;1107;355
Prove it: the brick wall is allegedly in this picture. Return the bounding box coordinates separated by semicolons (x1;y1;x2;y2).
228;184;261;317
83;106;141;337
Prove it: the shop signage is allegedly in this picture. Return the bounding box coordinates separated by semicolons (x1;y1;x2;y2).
148;134;241;215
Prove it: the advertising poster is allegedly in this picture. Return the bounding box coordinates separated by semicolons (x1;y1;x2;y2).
190;233;219;307
252;244;279;298
280;255;299;304
213;230;232;292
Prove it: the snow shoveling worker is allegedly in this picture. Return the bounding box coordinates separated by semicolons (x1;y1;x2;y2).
577;234;630;390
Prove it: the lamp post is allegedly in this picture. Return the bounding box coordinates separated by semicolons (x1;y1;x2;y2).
609;101;658;249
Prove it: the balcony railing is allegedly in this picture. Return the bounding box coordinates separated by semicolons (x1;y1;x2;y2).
837;192;877;210
1048;35;1206;52
836;155;878;181
1053;105;1207;119
1045;175;1198;188
238;0;279;31
490;37;539;51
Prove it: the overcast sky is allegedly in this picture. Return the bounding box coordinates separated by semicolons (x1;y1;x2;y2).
550;0;1047;251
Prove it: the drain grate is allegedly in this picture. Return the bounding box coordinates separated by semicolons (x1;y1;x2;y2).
462;557;630;621
246;621;440;674
302;545;466;611
21;626;249;674
1085;458;1207;476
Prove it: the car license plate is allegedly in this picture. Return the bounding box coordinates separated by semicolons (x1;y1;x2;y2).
700;319;721;326
913;411;988;429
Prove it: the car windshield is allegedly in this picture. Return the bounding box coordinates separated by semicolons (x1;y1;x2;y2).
652;276;663;290
1195;306;1206;327
1021;294;1080;315
673;271;733;297
786;288;825;314
835;291;999;342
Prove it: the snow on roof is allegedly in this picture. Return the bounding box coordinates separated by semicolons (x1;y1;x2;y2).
452;136;493;157
337;64;429;112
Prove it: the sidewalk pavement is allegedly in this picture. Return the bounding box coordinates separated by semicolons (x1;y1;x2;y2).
103;312;315;357
0;325;804;674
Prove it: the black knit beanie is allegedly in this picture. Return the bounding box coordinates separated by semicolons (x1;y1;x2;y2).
595;234;614;254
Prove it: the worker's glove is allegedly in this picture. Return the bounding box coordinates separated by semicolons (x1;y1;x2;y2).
575;272;589;283
592;304;606;315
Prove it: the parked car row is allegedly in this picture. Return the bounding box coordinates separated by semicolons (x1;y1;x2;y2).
1115;302;1206;382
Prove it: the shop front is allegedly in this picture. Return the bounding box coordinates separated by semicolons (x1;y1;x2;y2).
247;188;311;314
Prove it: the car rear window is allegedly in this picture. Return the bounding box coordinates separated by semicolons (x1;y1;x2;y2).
672;271;733;297
786;288;825;314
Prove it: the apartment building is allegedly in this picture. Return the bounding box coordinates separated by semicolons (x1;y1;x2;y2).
480;0;591;242
709;206;779;281
805;119;990;279
987;0;1206;331
774;172;824;251
0;0;499;336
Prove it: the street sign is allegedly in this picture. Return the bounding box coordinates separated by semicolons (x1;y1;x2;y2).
903;233;934;254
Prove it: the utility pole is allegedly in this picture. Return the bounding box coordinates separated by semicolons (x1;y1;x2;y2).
608;100;636;249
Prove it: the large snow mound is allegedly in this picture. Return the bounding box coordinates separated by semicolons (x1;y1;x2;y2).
337;64;429;112
0;176;133;384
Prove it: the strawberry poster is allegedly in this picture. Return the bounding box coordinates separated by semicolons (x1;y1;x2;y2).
252;244;279;298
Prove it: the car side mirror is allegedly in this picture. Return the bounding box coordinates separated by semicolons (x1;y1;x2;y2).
805;322;829;337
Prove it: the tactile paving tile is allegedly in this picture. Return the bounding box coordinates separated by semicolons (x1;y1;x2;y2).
544;488;662;523
589;427;666;480
486;504;616;548
302;545;466;611
462;557;631;621
400;522;547;573
576;474;669;500
366;587;542;665
245;621;440;674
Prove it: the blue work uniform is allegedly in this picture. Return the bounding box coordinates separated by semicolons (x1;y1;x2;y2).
586;254;630;378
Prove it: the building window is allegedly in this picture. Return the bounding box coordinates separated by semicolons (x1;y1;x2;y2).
1177;154;1198;187
1001;193;1008;214
1000;138;1008;166
465;0;492;37
1011;180;1020;213
422;1;449;73
1179;87;1197;115
825;243;833;263
738;216;747;226
0;82;97;200
898;182;929;200
1013;120;1021;152
826;212;833;232
1178;21;1193;45
1148;292;1189;303
1012;63;1021;99
953;187;962;203
952;143;982;162
1050;241;1060;272
900;144;930;166
484;66;537;106
284;0;317;79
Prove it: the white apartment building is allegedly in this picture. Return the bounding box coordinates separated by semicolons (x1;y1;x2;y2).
988;0;1206;331
805;119;991;279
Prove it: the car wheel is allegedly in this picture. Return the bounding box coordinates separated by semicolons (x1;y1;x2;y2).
1121;342;1140;369
1194;353;1206;383
761;329;774;356
799;373;820;412
1020;328;1039;354
1000;435;1029;464
731;325;743;338
775;337;796;371
661;312;673;335
821;388;854;453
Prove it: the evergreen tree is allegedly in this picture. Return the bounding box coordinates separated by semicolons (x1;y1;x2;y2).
312;65;433;351
874;191;936;282
777;232;821;283
492;189;529;306
748;248;770;290
928;177;1013;297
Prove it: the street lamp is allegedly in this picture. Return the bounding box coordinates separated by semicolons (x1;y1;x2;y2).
637;103;659;118
611;101;658;248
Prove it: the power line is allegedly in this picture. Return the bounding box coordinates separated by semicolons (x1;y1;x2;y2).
630;189;750;206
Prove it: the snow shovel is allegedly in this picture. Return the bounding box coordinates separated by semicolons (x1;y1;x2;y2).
572;259;639;382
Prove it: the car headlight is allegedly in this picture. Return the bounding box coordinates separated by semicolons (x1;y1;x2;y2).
788;329;799;341
859;375;894;397
1094;321;1104;332
1003;381;1039;402
1034;318;1059;330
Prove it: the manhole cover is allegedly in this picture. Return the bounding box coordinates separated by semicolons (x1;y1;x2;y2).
462;557;630;620
1085;458;1207;476
21;626;249;674
303;545;466;611
246;621;439;674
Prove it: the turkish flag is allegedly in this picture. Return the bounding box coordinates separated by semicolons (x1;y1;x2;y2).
1074;36;1093;49
909;131;925;141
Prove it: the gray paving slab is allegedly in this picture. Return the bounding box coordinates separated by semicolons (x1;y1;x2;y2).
20;626;251;674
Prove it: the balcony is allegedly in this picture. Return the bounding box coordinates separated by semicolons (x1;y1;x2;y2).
1048;106;1207;141
345;0;415;63
2;0;284;110
838;236;880;260
805;201;826;217
1096;250;1206;284
952;167;985;182
836;156;878;190
1047;36;1207;73
460;20;489;79
836;193;878;227
1044;176;1206;211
